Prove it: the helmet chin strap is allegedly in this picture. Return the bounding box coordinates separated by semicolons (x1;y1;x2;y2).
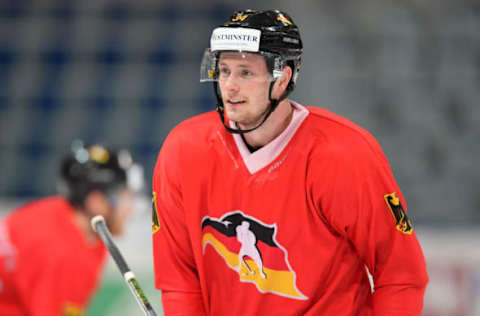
214;81;289;134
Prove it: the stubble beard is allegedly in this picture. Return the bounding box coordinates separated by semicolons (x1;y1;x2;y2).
227;102;271;130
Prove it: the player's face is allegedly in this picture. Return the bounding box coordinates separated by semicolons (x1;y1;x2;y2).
218;52;272;129
105;188;135;236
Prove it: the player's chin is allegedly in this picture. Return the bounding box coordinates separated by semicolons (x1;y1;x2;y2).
225;108;243;121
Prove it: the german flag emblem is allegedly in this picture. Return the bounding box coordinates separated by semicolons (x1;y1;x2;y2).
384;192;413;235
276;13;292;25
152;192;160;234
201;211;307;300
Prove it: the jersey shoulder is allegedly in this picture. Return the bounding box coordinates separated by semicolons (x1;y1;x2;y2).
158;110;223;160
153;111;222;178
168;111;220;142
303;105;386;161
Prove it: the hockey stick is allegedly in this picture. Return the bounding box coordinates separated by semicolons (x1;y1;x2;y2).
91;215;158;316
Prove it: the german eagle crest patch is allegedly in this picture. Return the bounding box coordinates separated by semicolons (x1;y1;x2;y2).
384;192;413;235
152;192;160;234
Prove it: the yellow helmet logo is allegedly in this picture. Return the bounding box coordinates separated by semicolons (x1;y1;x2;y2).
232;13;248;22
88;146;110;164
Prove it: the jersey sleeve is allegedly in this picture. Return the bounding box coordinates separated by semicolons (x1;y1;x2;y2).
152;129;207;316
310;135;428;316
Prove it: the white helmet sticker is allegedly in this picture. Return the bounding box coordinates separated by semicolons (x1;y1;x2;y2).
210;27;261;52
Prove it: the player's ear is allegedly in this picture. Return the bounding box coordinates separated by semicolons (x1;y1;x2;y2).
272;66;292;99
84;190;110;217
282;65;293;86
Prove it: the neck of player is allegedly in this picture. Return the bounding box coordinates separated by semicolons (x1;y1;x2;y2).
240;98;293;150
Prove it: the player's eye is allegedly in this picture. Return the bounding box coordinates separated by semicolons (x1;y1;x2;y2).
240;69;253;77
218;67;230;77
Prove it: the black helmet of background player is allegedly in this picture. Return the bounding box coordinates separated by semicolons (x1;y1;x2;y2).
58;141;139;209
200;9;303;134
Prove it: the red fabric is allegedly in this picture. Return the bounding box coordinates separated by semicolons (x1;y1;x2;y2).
152;105;428;316
0;196;106;316
161;291;207;316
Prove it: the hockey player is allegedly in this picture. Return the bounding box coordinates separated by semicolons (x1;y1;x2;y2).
152;9;428;316
0;141;142;315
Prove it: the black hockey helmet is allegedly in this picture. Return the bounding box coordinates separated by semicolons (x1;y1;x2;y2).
200;9;303;134
223;9;302;89
58;140;136;208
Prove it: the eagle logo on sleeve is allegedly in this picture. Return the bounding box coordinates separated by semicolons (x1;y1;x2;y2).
384;192;413;235
152;192;160;234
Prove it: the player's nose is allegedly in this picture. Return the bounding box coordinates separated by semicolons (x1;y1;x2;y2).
222;75;241;93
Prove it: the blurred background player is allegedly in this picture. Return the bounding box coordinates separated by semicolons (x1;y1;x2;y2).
0;140;143;316
152;9;428;316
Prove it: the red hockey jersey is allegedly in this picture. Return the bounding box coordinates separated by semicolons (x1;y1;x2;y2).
0;196;106;316
152;102;428;316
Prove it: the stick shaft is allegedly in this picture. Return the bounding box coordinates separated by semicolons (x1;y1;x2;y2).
94;219;130;274
92;216;157;316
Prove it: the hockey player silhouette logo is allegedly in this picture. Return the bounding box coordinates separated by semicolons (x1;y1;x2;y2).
236;221;267;279
201;211;307;300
